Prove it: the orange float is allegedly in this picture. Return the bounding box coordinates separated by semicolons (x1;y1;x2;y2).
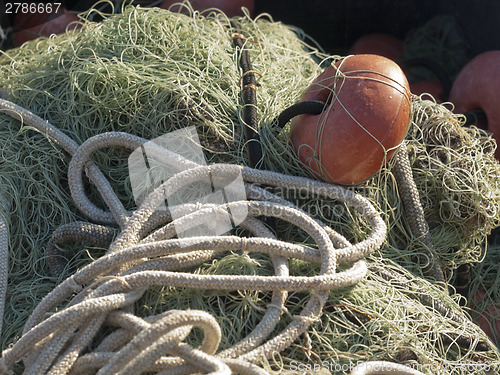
449;51;500;159
410;79;444;102
13;7;80;46
290;54;412;185
349;33;404;61
469;289;500;346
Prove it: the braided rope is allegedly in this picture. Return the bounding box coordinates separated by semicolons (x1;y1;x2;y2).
45;222;117;277
393;142;445;284
0;99;427;375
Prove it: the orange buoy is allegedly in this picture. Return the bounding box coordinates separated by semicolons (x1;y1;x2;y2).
469;289;500;346
411;79;444;102
290;54;412;185
13;7;80;46
449;51;500;159
349;33;404;61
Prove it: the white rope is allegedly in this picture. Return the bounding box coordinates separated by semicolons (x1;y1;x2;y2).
0;98;425;375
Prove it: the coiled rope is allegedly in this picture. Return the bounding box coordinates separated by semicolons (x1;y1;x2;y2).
0;98;426;374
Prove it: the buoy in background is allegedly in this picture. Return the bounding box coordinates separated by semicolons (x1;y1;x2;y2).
349;33;404;61
410;79;444;102
13;7;80;46
161;0;254;17
469;289;500;347
400;58;451;103
290;54;412;185
449;50;500;159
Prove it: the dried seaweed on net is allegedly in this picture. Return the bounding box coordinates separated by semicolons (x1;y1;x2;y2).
0;4;499;374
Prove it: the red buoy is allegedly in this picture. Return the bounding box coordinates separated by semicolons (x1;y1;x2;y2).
349;33;404;61
411;79;444;102
13;8;80;46
469;289;500;346
449;51;500;159
290;54;412;185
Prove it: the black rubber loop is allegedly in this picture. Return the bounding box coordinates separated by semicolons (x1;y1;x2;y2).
274;100;327;129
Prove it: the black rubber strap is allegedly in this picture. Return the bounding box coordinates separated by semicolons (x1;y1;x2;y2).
232;24;263;169
274;100;327;129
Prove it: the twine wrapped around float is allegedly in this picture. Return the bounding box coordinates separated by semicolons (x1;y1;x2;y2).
0;3;499;374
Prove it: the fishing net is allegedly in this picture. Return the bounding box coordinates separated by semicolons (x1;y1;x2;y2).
0;3;499;374
467;229;500;349
401;14;470;82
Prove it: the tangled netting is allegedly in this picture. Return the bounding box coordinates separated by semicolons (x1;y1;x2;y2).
0;3;499;374
467;228;500;349
401;14;470;83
